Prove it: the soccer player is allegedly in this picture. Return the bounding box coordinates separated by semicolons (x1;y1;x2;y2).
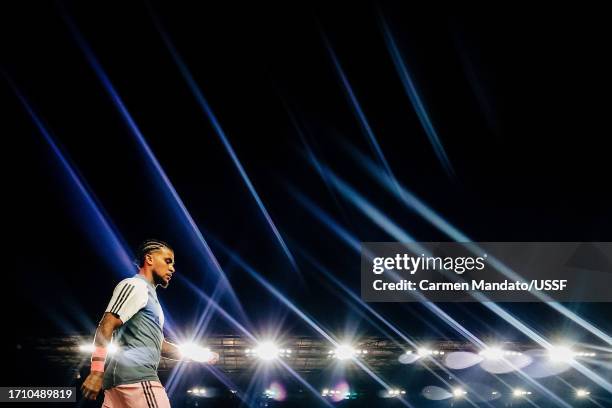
81;239;217;407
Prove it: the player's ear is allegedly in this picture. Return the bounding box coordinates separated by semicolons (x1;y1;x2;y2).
145;253;154;266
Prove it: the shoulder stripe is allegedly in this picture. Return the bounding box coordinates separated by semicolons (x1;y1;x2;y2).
112;285;135;315
109;283;130;313
111;284;134;314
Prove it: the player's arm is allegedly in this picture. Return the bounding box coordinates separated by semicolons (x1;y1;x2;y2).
80;312;123;400
80;280;147;401
161;339;182;360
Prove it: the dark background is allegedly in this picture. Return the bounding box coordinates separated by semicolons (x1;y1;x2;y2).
2;1;610;406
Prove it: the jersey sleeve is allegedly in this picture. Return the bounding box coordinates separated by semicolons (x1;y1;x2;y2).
105;279;148;323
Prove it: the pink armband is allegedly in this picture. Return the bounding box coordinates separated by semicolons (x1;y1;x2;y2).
91;346;108;373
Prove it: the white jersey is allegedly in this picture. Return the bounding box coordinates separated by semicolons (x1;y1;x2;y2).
103;274;165;389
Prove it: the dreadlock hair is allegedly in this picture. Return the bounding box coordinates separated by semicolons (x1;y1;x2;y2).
136;239;173;268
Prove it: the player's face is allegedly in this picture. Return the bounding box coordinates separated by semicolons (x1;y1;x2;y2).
150;247;175;288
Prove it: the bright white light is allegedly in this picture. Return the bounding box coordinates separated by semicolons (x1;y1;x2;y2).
453;388;467;398
79;344;94;353
334;344;356;360
178;343;214;362
386;389;405;397
479;347;504;360
188;387;206;396
253;341;280;361
548;345;575;363
576;389;590;398
417;347;444;357
512;389;532;397
246;343;290;360
79;343;118;354
323;388;349;398
479;346;523;360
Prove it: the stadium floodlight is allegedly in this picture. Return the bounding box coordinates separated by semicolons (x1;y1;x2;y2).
178;342;214;362
512;389;532;397
187;387;207;397
245;341;292;361
330;344;367;360
547;345;575;363
386;389;406;397
334;344;355;360
480;347;504;360
417;347;444;357
322;388;357;400
576;389;590;398
453;388;467;398
479;346;523;360
322;389;340;397
251;341;280;361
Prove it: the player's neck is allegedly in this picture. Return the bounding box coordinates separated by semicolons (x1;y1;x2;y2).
137;270;155;286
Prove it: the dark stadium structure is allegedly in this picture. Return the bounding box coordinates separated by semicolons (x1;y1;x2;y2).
15;335;609;407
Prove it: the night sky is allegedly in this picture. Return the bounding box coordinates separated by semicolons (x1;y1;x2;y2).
2;2;611;406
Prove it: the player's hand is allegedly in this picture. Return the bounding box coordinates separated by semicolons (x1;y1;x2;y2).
81;372;104;400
